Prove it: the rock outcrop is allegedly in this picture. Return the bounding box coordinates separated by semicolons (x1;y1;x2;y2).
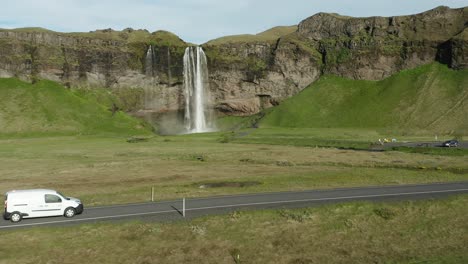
0;6;466;119
298;6;468;78
205;6;467;116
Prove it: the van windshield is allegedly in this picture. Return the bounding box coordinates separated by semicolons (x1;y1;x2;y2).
56;192;70;200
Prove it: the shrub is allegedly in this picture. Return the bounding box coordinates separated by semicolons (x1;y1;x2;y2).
373;207;397;220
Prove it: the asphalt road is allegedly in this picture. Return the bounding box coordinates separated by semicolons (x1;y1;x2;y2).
382;141;468;149
2;182;468;230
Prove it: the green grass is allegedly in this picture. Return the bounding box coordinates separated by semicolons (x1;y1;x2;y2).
0;27;55;33
1;27;187;47
148;30;187;46
261;63;468;135
226;127;465;152
1;195;467;263
390;146;468;157
230;127;374;149
1;133;467;206
205;25;297;45
0;78;151;137
24;27;184;45
215;114;264;131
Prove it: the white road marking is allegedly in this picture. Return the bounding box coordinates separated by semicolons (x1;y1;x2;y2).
1;188;467;229
88;200;174;210
0;209;177;229
85;182;468;209
186;188;468;212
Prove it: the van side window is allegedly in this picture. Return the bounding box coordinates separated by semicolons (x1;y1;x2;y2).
45;194;62;203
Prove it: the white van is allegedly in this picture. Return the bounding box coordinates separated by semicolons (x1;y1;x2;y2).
3;189;83;223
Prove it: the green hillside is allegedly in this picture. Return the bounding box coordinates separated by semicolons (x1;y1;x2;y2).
205;25;297;45
261;63;468;135
0;78;150;136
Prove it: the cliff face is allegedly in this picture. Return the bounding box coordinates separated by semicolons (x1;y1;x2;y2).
298;6;468;78
0;28;187;115
203;27;322;116
0;6;466;118
205;6;467;115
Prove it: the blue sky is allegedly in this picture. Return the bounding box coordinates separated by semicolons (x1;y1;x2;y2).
1;0;467;44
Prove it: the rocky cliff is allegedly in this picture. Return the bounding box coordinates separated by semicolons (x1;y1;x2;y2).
0;28;187;116
0;6;466;119
206;6;467;115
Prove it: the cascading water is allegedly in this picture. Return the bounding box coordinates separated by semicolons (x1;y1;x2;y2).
143;45;156;110
183;46;214;133
145;45;154;77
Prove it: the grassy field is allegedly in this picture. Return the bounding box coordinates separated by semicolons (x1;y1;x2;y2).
1;130;467;206
261;63;468;135
1;195;467;263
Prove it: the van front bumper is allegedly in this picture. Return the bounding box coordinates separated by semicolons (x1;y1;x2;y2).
75;204;84;214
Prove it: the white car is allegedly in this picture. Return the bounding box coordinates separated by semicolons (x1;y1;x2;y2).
3;189;84;223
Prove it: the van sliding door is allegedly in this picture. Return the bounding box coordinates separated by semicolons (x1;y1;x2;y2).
32;194;63;217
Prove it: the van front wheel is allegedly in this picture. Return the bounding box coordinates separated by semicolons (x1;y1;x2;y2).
64;207;76;218
10;212;22;223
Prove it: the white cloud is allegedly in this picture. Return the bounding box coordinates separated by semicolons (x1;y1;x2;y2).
1;0;467;44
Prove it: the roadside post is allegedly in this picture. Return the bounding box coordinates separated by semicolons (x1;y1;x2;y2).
151;187;154;202
183;197;185;217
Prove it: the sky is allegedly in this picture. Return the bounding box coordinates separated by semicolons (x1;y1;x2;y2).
1;0;467;44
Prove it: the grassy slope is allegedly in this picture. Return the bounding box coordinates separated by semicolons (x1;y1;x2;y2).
0;27;187;46
2;27;55;33
205;25;297;45
261;63;468;135
0;78;150;136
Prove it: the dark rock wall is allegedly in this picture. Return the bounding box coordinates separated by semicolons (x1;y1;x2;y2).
297;6;468;79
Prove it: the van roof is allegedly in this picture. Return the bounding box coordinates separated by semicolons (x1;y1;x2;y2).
5;189;58;196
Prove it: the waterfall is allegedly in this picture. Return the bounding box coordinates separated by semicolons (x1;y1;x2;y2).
143;45;155;110
183;46;214;133
145;45;154;77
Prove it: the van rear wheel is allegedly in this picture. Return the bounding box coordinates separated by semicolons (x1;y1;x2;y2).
64;207;76;218
10;212;22;223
